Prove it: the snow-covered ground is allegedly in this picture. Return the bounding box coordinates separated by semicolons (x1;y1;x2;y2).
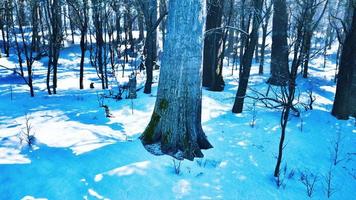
0;39;355;200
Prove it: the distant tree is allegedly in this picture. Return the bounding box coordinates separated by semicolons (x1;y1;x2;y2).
259;0;272;74
46;0;63;94
332;5;356;119
140;0;212;160
299;0;328;78
0;0;36;97
66;0;89;89
138;9;145;41
202;0;225;91
268;0;289;86
91;0;108;89
238;0;250;76
0;0;12;57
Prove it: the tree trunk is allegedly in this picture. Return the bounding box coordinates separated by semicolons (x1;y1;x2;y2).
268;0;289;86
302;32;312;78
202;0;225;91
140;0;212;161
3;0;11;57
138;12;144;41
259;23;268;74
51;0;62;94
79;31;86;89
332;7;356;119
232;0;263;114
239;0;247;71
79;0;88;90
159;0;167;47
143;0;158;94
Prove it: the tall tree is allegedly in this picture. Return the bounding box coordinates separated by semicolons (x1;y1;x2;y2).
202;0;225;91
268;0;289;86
332;5;356;119
232;0;263;113
46;0;63;94
66;0;89;90
0;0;11;57
91;0;108;89
300;0;328;78
140;0;213;161
138;0;158;94
259;0;272;74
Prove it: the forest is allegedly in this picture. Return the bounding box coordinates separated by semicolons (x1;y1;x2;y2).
0;0;355;199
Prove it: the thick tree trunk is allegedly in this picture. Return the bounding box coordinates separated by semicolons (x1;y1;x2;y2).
268;0;289;86
140;0;212;161
332;7;356;119
202;0;225;90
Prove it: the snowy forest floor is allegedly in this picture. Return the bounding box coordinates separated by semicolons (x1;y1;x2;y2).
0;40;355;200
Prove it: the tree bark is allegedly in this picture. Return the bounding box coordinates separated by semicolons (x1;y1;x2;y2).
268;0;289;86
143;0;158;94
140;0;212;161
332;7;356;119
202;0;225;91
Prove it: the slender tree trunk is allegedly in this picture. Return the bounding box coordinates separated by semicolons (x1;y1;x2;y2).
1;28;6;56
274;17;305;177
143;0;158;94
159;0;167;47
232;0;263;113
79;0;88;90
259;23;268;74
51;0;62;94
3;0;11;57
302;32;312;78
255;29;260;63
239;0;246;70
138;12;144;41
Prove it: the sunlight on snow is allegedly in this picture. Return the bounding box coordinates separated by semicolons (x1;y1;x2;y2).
22;110;126;155
172;179;191;199
105;161;150;177
0;147;30;164
110;108;151;137
88;189;108;200
237;140;248;147
202;96;230;123
21;196;47;200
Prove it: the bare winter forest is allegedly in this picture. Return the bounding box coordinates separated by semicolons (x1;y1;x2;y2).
0;0;355;199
